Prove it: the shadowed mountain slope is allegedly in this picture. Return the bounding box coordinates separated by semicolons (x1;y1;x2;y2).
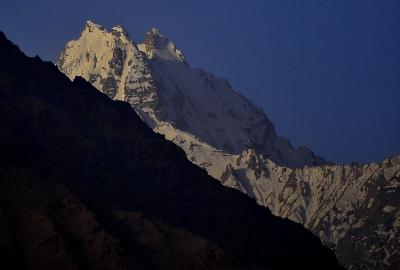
0;31;342;269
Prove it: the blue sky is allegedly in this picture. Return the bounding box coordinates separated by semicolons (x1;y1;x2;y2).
1;0;399;164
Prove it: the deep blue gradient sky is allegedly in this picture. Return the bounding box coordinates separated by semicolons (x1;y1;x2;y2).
1;0;399;164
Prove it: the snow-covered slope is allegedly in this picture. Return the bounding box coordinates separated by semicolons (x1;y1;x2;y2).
220;151;400;269
58;21;400;269
58;21;325;168
153;124;400;268
155;121;400;269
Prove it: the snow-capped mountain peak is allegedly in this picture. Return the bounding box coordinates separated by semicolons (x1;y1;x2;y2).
111;25;130;37
140;28;186;62
84;20;106;33
57;21;400;269
149;27;164;38
58;21;325;168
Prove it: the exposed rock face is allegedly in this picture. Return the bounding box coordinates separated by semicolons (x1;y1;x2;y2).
159;127;400;269
0;31;342;270
58;21;161;127
219;151;400;269
57;21;400;269
142;28;186;62
59;21;326;168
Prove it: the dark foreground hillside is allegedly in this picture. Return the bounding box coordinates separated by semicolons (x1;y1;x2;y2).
0;32;343;270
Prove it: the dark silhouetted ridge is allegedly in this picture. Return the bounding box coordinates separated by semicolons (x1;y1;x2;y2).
0;31;343;270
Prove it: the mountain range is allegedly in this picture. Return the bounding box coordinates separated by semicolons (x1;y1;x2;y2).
58;21;400;269
59;21;326;168
0;30;344;269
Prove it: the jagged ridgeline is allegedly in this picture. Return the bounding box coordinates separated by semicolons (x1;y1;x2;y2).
58;21;400;269
59;20;326;168
0;31;343;269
